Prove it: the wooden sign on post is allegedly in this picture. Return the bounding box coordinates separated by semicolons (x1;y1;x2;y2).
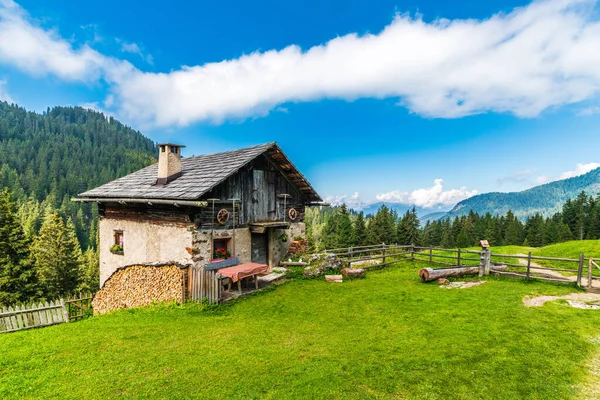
480;240;490;248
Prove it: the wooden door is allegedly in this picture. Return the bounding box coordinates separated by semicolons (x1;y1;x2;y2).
251;232;268;265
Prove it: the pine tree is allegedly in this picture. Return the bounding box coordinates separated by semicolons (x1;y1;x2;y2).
79;247;99;292
0;189;39;306
352;212;367;246
367;205;396;245
337;205;354;248
397;207;421;245
31;212;82;298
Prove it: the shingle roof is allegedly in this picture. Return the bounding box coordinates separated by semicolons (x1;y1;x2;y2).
78;142;322;202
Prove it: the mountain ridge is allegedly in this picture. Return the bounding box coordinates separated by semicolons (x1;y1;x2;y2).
445;168;600;220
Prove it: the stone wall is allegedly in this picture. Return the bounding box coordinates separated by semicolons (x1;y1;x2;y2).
99;217;194;285
92;263;187;315
191;227;252;266
269;222;306;267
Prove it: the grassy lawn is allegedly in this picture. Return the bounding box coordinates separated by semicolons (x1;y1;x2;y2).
2;261;600;399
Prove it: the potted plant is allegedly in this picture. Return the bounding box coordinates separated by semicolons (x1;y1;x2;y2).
212;247;231;261
110;244;123;255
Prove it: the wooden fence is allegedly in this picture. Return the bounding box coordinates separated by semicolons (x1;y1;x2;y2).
0;293;94;333
326;244;414;268
188;265;222;303
325;244;600;288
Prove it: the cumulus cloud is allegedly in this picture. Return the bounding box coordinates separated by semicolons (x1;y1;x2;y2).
0;0;118;81
117;39;153;64
325;192;367;209
3;0;600;127
375;179;478;208
559;162;600;179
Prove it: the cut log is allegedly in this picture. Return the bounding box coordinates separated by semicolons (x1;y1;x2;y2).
325;275;343;283
340;268;365;279
419;265;508;282
279;262;309;266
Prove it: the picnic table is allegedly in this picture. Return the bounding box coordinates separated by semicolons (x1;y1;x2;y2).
218;262;270;293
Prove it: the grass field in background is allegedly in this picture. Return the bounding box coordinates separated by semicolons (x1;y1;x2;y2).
1;260;600;399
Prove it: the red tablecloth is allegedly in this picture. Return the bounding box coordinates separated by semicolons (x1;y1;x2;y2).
218;263;269;283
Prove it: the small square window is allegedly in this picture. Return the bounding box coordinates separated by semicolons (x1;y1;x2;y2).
114;230;123;247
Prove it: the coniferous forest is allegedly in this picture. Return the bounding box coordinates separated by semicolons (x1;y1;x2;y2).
306;191;600;251
0;102;156;305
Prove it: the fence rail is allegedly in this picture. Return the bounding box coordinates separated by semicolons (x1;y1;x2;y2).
324;244;599;288
0;293;94;334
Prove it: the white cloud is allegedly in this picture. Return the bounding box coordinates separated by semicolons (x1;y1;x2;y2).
3;0;600;127
325;192;367;209
559;162;600;179
0;0;116;81
0;79;14;103
118;39;153;64
578;106;600;115
375;179;478;208
535;175;550;184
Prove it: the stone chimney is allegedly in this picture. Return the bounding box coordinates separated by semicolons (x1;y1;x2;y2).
156;143;185;185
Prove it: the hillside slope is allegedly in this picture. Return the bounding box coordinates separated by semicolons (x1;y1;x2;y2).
445;168;600;220
0;102;157;248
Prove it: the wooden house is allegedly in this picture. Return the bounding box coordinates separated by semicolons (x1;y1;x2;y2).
76;142;323;285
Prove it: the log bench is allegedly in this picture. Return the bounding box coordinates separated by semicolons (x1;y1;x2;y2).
204;258;270;294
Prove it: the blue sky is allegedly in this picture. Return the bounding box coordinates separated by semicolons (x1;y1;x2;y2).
2;0;600;210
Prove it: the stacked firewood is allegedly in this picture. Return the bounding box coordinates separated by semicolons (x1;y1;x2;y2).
288;239;308;255
92;264;185;315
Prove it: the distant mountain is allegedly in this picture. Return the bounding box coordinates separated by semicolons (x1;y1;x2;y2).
419;212;447;224
445;168;600;220
360;202;450;219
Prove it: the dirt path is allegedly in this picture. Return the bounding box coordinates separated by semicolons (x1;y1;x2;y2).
515;254;574;280
515;254;600;289
523;292;600;307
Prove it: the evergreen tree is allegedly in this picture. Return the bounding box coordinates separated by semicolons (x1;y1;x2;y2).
367;205;396;244
31;212;82;298
352;212;367;246
0;189;38;306
397;207;421;245
79;247;99;292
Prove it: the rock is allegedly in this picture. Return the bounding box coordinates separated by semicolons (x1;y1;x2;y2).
325;275;343;283
437;278;450;285
341;268;365;279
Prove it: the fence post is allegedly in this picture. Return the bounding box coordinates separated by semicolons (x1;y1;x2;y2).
429;246;433;263
411;244;415;261
457;248;461;267
60;299;69;323
382;244;386;265
526;251;531;281
478;248;491;277
577;254;584;287
589;258;593;289
348;246;352;268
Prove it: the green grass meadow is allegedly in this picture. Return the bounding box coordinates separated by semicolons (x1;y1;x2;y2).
1;260;600;399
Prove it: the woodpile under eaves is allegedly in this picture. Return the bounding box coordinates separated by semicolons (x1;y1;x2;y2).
92;262;189;315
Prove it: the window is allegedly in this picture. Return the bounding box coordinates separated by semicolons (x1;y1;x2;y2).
171;146;178;154
161;145;166;152
212;238;231;260
114;230;124;247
